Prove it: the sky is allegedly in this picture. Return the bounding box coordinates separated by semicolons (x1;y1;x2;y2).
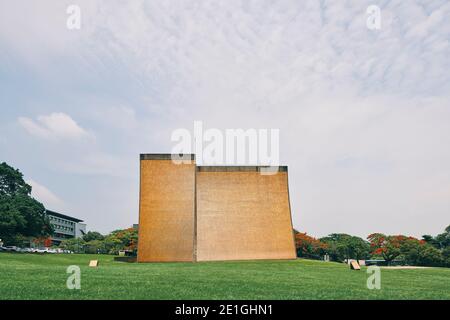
0;0;449;238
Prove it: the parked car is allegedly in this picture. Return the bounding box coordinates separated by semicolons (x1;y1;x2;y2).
20;248;33;253
0;246;6;252
4;246;19;252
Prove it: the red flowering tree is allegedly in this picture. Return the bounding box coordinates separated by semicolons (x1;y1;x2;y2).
367;233;427;264
33;236;53;248
108;227;138;253
294;231;327;259
368;233;401;263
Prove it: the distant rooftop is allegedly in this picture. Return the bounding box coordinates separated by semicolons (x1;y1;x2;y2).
46;210;84;223
140;154;287;171
140;153;195;160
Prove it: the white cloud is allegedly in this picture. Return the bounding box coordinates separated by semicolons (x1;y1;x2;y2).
26;179;65;211
18;113;90;141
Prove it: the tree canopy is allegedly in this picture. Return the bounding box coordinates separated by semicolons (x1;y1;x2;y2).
0;162;53;245
294;230;327;259
60;227;138;255
82;231;105;242
320;233;370;261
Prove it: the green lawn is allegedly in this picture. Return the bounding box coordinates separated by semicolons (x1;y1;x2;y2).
0;253;449;300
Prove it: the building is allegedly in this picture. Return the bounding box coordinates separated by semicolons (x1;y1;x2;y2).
46;210;86;245
138;154;296;262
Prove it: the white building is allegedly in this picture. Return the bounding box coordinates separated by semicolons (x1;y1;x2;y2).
46;210;86;245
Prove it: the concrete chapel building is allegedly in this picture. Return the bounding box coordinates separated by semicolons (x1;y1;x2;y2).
137;154;296;262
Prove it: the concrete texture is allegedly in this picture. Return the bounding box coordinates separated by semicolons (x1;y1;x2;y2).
196;171;296;261
137;159;195;262
138;154;296;262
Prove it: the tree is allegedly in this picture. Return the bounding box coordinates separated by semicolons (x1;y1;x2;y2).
33;236;53;248
294;230;327;259
399;236;441;266
421;234;437;247
0;162;32;196
85;239;105;254
110;228;138;252
442;247;450;267
367;233;443;266
60;227;139;255
367;233;404;264
320;233;370;262
82;231;104;242
0;162;53;245
434;226;450;249
419;226;450;267
422;226;450;250
59;237;86;253
102;236;123;255
416;245;443;267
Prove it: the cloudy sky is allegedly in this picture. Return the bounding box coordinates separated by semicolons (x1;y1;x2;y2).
1;0;449;238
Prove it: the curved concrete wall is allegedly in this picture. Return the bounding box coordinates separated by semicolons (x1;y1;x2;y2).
196;171;296;261
137;154;296;262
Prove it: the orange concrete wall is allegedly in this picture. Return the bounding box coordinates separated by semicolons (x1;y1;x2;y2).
137;158;195;262
195;170;296;261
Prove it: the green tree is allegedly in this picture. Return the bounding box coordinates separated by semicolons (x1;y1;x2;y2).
0;162;53;245
320;233;370;262
422;234;437;247
85;239;105;254
434;226;450;249
0;162;32;196
59;237;86;253
422;226;450;250
102;236;123;255
416;245;443;267
59;227;139;255
442;247;450;267
82;231;104;242
399;237;443;266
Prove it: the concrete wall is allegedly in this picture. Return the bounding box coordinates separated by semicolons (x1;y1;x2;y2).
137;155;196;262
138;155;296;262
196;169;296;261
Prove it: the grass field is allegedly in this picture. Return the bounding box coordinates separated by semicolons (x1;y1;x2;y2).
0;253;449;300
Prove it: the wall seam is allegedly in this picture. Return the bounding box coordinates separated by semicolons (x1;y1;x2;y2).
137;158;143;262
193;165;198;262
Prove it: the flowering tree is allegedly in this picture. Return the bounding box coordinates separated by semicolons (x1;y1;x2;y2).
368;233;401;263
294;231;327;259
33;236;53;248
367;233;427;264
107;228;138;254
